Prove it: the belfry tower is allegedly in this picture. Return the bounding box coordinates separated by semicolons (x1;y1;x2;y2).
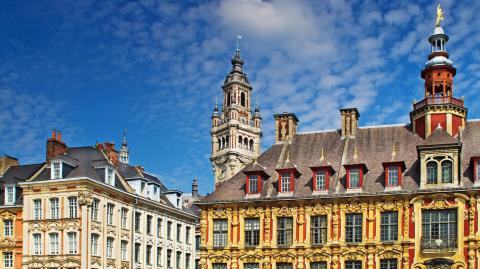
410;10;467;138
210;48;262;187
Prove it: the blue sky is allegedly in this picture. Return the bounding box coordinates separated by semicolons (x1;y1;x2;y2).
1;0;480;194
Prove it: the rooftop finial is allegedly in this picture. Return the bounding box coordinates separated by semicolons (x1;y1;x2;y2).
122;128;128;146
353;144;358;160
436;4;444;27
236;35;242;52
391;144;397;158
320;147;325;161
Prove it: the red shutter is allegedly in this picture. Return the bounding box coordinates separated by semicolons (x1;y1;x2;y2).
278;174;281;192
290;171;295;192
346;168;350;189
475;159;478;181
258;175;262;193
398;164;402;186
325;169;329;191
312;170;316;191
246;175;250;194
385;166;389;187
359;167;364;187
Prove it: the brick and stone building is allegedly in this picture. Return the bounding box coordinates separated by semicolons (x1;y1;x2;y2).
198;15;479;269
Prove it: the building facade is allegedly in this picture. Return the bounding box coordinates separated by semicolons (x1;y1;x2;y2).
0;131;198;269
198;16;478;269
210;49;262;186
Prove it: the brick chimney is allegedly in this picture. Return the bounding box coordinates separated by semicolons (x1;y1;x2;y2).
46;129;67;161
340;108;360;138
274;112;299;143
0;155;19;177
99;142;119;166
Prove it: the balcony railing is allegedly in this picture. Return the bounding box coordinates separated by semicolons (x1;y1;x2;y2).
413;96;464;110
421;236;457;251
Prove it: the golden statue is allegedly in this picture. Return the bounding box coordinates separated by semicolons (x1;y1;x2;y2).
436;4;444;27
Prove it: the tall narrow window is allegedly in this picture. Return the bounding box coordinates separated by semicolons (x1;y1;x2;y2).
157;218;163;238
107;203;114;225
186;253;191;269
345;213;362;243
33;199;42;220
213;219;228;247
52;161;62;179
277;217;293;246
380;211;398;242
281;172;291;192
167;249;172;267
5;185;15;205
134;243;141;263
315;170;327;190
68;197;77;218
310;215;327;245
49;233;59;254
121;241;128;261
348;169;360;188
106;167;115;186
3;220;13;237
167;221;173;239
441;160;453;183
121;208;128;228
146;245;152;265
106;237;114;258
67;232;77;254
50;198;59;219
310;262;327;269
476;162;480;181
135;212;141;232
91;198;99;221
176;251;182;269
147;215;153;235
380;259;397;269
345;261;362;269
248;175;259;194
421;209;457;250
240;92;246;106
427;161;437;184
387;166;399;186
157;247;162;266
3;252;13;268
186;226;191;244
91;234;99;256
245;218;260;247
177;224;182;242
33;233;42;255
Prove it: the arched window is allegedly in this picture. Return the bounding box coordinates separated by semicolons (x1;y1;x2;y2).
244;137;248;148
441;160;453;183
217;138;221;150
249;139;254;151
240;92;246;107
238;136;243;148
226;135;230;148
221;137;225;149
427;161;437;184
227;92;231;106
434;82;443;97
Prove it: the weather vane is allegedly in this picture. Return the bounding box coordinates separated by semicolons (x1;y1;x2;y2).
436;4;444;27
236;35;242;51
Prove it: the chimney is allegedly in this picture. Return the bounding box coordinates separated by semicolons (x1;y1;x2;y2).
46;129;67;161
192;177;198;198
340;108;360;138
274;112;299;143
0;155;19;177
100;142;119;166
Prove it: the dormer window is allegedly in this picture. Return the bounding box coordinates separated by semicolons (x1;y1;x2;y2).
5;185;15;205
105;167;115;186
387;166;399;186
427;161;437;184
424;157;454;185
51;161;62;179
279;171;293;192
246;174;260;194
441;161;453;183
344;164;367;191
382;162;405;190
472;157;480;184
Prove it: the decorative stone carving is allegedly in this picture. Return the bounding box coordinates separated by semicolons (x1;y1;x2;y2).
91;256;102;266
78;190;93;206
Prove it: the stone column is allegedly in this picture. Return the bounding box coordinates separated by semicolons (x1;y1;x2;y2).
78;191;93;269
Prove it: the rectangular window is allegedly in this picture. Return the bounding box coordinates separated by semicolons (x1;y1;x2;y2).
167;249;172;267
106;237;114;258
121;241;128;261
315;170;326;190
67;232;77;254
176;251;182;269
5;185;15;205
346;213;362;243
4;220;13;237
277;217;293;246
186;226;191;244
310;215;327;245
349;169;360;188
213;264;227;269
157;247;162;266
106;167;115;185
91;234;99;256
427;163;437;184
121;208;128;228
380;211;398;242
245;218;260;247
147;215;153;235
33;233;42;255
107;203;114;225
281;172;291;192
52;161;61;179
249;175;259;194
33;199;42;220
245;263;259;269
91;198;99;221
477;163;480;181
380;259;397;269
167;221;173;239
49;233;59;254
186;253;191;269
50;198;59;219
68;197;77;218
345;261;362;269
277;263;292;269
421;209;457;250
157;218;163;238
213;219;228;247
135;212;141;232
177;224;182;242
3;252;13;268
195;235;201;250
146;245;152;265
387;166;399;186
310;262;327;269
135;243;141;263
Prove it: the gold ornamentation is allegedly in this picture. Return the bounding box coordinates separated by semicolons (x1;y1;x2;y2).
436;4;444;27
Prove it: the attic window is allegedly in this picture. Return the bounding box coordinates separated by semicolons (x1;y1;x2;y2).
278;171;294;193
382;162;405;189
425;157;454;185
246;174;261;194
51;161;62;179
312;169;330;191
343;164;367;191
105;168;115;186
5;185;15;205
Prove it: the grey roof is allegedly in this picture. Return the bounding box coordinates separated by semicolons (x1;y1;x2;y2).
0;163;43;206
201;121;480;203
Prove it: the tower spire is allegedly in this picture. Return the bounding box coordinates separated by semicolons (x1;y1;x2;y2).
119;128;129;164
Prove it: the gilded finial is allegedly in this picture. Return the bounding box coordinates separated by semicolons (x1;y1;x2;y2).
320;147;325;161
353;145;358;160
391;144;397;158
286;149;291;163
436;4;444;27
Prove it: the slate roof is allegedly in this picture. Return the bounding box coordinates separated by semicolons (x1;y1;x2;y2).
0;163;43;206
201;121;480;203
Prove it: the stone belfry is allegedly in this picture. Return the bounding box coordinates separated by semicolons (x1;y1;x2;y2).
210;48;262;187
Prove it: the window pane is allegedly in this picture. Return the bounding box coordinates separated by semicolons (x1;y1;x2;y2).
245;218;260;247
346;214;362;243
249;175;259;194
421;209;457;249
311;262;327;269
277;217;293;246
281;173;291;192
349;169;360;188
213;219;228;247
441;161;453;183
315;171;326;190
388;166;399;186
345;261;362;269
427;162;437;184
310;215;327;245
380;259;397;269
380;212;398;242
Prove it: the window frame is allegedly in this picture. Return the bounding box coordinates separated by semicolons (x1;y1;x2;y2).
346;167;362;189
246;174;261;194
106;237;114;258
421;209;457;251
345;213;362;243
91;198;99;221
121;240;128;261
121;208;128;228
33;233;42;255
3;252;13;268
105;167;115;186
277;217;293;247
106;203;114;226
380;211;398;242
310;215;328;245
51;161;62;179
68;196;77;218
345;261;362;269
244;218;260;247
426;161;438;184
310;262;327;269
213;219;228;247
49;232;59;255
383;163;403;188
147;215;153;235
91;234;99;256
67;232;77;254
441;160;453;183
380;259;397;269
277;170;294;193
4;185;15;205
33;199;42;220
4;219;13;237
